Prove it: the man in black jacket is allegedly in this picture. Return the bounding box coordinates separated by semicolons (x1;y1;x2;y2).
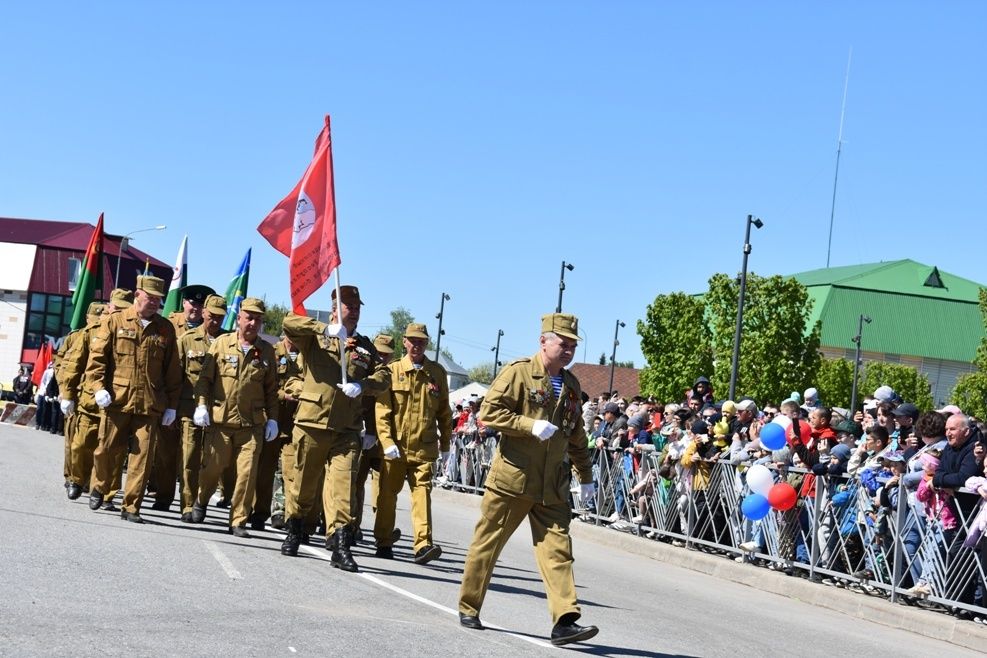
933;413;982;606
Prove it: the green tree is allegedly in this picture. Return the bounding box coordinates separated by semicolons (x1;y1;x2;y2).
951;288;987;419
468;362;495;385
263;301;290;336
861;361;934;411
815;357;855;409
706;272;821;404
598;352;607;366
379;306;415;359
637;291;713;402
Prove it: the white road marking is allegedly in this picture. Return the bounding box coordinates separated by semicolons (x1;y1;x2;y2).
298;545;554;649
204;540;243;580
288;648;297;653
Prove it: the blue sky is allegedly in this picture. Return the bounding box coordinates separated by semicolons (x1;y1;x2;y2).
2;2;984;373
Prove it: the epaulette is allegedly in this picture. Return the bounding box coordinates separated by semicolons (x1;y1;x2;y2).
507;357;531;366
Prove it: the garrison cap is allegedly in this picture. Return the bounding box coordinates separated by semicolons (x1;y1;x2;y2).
203;294;227;316
86;302;105;317
331;285;363;306
404;323;429;340
240;297;266;315
136;275;166;298
109;288;133;308
181;284;216;304
541;313;580;342
373;334;395;354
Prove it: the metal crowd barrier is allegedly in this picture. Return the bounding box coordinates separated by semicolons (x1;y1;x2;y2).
435;441;987;618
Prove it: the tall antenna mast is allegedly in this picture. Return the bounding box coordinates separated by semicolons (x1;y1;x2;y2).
826;47;852;268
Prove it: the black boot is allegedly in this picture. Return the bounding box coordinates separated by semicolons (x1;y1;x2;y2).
281;518;302;557
330;527;359;572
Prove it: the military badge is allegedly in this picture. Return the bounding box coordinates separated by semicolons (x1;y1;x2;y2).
528;388;549;407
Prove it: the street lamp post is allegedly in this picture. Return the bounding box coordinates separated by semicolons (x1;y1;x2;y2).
849;314;872;416
556;260;574;313
114;225;166;288
728;214;764;401
491;329;504;377
434;292;451;361
608;319;626;397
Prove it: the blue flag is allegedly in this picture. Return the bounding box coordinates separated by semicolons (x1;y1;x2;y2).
222;248;251;331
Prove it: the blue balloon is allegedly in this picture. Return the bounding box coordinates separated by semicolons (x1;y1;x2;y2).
760;422;787;451
741;493;771;520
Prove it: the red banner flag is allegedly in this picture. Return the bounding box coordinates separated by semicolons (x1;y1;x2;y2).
257;115;341;314
31;340;53;388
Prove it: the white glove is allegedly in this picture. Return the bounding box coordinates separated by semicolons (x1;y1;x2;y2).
94;389;112;409
193;404;210;427
383;445;400;459
323;323;348;339
161;409;176;427
337;382;362;398
580;483;596;504
264;419;279;441
531;419;558;441
361;433;378;450
440;450;450;463
60;399;75;416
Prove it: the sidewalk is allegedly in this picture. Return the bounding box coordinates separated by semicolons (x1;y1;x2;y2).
433;487;987;653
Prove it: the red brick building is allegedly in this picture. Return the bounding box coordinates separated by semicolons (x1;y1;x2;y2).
568;363;640;400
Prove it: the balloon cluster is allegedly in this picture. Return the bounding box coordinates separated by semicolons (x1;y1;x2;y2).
740;463;798;520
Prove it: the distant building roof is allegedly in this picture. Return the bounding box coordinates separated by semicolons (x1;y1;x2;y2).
790;259;985;362
0;216;168;266
568;363;640;399
436;352;468;376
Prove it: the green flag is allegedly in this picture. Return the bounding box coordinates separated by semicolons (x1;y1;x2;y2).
161;235;188;317
69;213;105;330
222;248;251;331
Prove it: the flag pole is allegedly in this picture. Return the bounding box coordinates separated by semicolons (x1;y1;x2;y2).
334;268;348;385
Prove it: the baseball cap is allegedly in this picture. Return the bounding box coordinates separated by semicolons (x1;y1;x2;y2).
891;402;919;421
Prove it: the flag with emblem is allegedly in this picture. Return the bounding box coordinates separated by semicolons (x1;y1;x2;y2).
161;235;188;318
69;213;105;331
256;114;341;314
222;248;251;331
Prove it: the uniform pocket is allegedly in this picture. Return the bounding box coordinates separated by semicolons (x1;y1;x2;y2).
491;451;527;495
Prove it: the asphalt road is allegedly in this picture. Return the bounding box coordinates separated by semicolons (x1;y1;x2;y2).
0;423;978;657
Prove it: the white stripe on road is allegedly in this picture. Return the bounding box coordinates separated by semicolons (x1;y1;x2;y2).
204;541;243;580
298;545;554;649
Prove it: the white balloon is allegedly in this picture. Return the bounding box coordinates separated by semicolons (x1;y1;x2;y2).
772;414;792;429
746;464;775;496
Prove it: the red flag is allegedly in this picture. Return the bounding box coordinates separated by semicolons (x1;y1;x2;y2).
31;341;53;388
257;115;341;314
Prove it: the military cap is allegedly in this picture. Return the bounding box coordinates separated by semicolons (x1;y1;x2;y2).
331;285;363;306
373;333;395;354
203;294;227;316
240;297;266;314
86;302;105;317
404;323;429;340
136;275;166;298
181;284;216;304
541;313;580;342
109;288;134;308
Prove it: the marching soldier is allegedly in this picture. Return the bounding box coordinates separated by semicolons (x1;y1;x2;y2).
87;276;181;523
96;288;135;511
254;334;302;531
458;313;599;647
374;324;451;564
57;302;104;499
350;333;395;542
191;297;278;538
280;285;389;572
153;284;217;510
176;294;228;523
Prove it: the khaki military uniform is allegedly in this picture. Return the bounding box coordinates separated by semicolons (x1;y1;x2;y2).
57;317;104;488
176;325;225;514
194;331;278;528
151;312;204;506
374;355;452;552
352;392;383;532
55;330;84;483
88;306;181;515
459;354;593;624
282;313;389;536
252;339;301;527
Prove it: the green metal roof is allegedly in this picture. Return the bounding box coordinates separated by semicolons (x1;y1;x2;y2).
791;260;985;363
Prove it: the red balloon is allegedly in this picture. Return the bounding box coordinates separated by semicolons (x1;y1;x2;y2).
768;482;798;511
785;419;812;446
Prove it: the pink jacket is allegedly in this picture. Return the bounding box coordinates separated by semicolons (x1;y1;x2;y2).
916;477;958;530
